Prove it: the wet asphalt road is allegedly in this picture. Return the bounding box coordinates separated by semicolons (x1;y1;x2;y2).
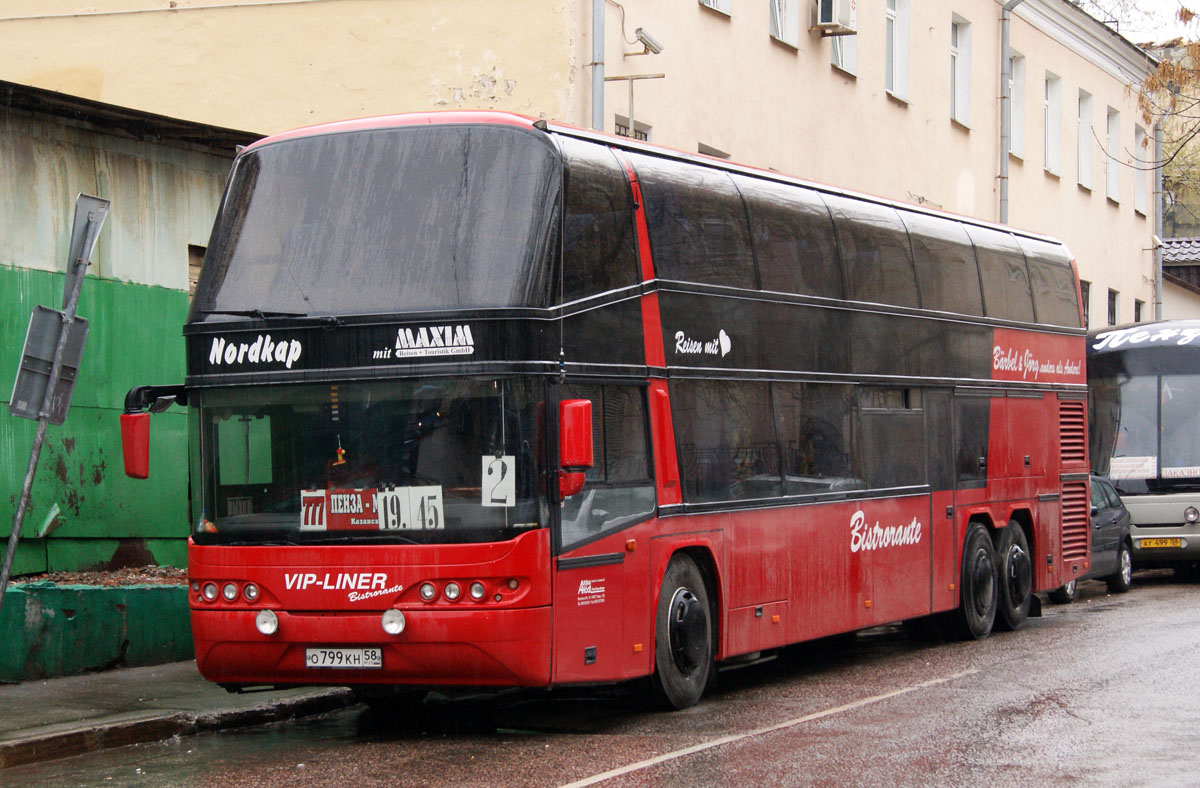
8;571;1200;788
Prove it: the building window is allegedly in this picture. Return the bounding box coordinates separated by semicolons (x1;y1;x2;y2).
1080;280;1090;329
188;244;206;299
1135;124;1149;215
832;31;857;75
1107;107;1121;202
1044;73;1062;176
885;0;910;101
615;116;650;141
770;0;800;48
1134;298;1144;322
950;18;971;126
1108;288;1119;326
699;0;732;15
1009;52;1026;158
1077;90;1093;190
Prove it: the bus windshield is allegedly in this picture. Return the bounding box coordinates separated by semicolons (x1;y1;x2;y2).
191;378;547;545
190;124;561;319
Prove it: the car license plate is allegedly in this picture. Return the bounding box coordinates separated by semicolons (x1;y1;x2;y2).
305;647;382;669
1139;537;1183;549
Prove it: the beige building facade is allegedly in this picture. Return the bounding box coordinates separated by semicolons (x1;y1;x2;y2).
0;0;1160;327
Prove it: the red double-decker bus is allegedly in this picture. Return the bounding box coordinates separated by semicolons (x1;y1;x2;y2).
121;111;1089;709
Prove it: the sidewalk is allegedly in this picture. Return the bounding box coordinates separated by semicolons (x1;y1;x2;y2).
0;661;356;769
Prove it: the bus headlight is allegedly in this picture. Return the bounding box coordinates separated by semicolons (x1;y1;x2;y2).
444;582;462;601
222;583;239;601
469;582;486;600
381;609;406;635
201;583;218;602
243;583;260;602
1185;507;1199;523
419;582;437;602
255;609;279;636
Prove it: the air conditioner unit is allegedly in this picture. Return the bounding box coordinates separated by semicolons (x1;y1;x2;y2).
815;0;857;36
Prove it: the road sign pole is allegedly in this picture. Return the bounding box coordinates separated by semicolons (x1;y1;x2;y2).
0;196;108;612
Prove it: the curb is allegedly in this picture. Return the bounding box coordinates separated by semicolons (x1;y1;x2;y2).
0;688;355;769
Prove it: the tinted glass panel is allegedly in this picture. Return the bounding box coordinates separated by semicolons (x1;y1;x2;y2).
824;195;919;308
559;138;639;302
901;210;983;316
192;125;561;319
1019;237;1081;327
773;382;863;494
1161;373;1200;479
967;226;1035;322
735;176;843;299
631;153;756;288
559;384;655;549
673;380;780;502
955;395;992;485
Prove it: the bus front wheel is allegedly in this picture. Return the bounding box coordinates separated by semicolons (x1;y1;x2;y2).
993;522;1032;631
651;554;713;710
951;523;999;640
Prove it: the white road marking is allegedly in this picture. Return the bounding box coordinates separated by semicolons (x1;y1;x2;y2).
557;668;980;788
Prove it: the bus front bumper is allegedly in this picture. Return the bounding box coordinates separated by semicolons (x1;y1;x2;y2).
191;606;552;689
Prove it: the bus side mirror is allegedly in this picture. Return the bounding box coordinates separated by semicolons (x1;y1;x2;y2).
559;399;593;499
121;412;150;479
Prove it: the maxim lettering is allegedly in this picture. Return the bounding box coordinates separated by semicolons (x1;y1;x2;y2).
393;324;475;358
208;335;302;369
849;510;923;553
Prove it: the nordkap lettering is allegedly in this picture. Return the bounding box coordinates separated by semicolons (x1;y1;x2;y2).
208;335;302;369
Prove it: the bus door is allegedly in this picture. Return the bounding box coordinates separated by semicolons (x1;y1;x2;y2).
551;384;656;684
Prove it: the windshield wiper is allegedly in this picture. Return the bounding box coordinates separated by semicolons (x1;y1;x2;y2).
199;309;308;319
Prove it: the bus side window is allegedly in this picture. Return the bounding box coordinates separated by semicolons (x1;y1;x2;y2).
858;388;926;489
559;384;655;550
559;139;639;303
1018;236;1082;328
901;210;984;317
773;382;862;495
967;225;1035;323
736;175;843;300
630;153;756;289
823;194;919;309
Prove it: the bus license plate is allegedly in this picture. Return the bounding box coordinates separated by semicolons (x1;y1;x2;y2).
1139;538;1182;549
305;647;382;669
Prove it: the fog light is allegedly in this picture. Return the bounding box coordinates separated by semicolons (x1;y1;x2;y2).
381;609;406;635
419;582;437;601
190;581;200;593
507;579;519;590
201;583;218;602
255;609;279;636
444;582;462;601
243;583;260;602
222;583;239;601
1186;507;1199;523
469;582;486;600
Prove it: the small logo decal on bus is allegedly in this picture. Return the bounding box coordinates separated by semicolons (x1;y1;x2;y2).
674;329;731;358
374;324;475;360
849;510;923;553
208;335;302;369
577;578;606;606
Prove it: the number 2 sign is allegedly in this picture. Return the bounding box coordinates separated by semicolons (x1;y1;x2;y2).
482;455;515;507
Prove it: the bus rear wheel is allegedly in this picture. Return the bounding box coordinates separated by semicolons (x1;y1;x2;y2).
651;554;713;710
950;523;998;640
993;522;1032;631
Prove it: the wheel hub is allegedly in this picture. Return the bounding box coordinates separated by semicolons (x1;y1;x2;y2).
1005;543;1032;602
971;549;994;617
668;587;707;674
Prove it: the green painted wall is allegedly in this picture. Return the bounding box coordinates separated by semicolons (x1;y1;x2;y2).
0;266;190;571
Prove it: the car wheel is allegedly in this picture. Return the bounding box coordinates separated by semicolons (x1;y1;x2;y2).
651;554;713;710
1106;542;1133;593
949;523;998;640
993;522;1032;631
1048;579;1077;604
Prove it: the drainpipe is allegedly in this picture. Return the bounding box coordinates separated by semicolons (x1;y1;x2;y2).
1155;120;1165;319
999;0;1026;225
592;0;605;131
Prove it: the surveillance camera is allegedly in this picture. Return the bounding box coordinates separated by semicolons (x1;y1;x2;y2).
635;28;664;55
1152;234;1164;249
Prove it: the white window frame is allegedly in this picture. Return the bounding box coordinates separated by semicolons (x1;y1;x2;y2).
1134;124;1149;215
831;30;857;75
770;0;800;48
885;0;910;101
1077;90;1093;190
1009;51;1026;158
1107;107;1121;202
699;0;732;15
1044;72;1062;176
950;17;971;126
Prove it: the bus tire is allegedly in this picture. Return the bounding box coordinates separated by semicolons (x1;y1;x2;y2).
651;554;713;710
951;523;998;640
993;522;1033;631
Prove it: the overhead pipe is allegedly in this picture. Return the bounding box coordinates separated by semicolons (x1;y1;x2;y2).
592;0;605;131
999;0;1026;225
